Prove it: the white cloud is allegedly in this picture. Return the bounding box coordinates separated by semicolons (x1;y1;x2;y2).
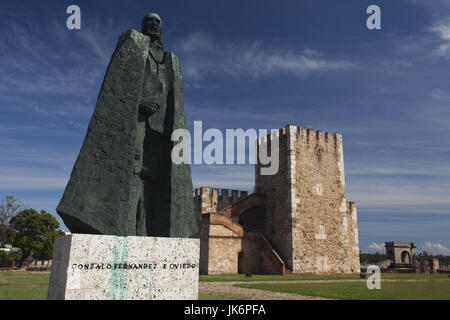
430;88;450;100
191;164;254;191
175;32;356;80
432;22;450;40
423;242;450;255
347;179;450;214
75;18;117;65
0;148;75;190
0;173;68;190
407;0;450;12
417;0;450;9
185;101;292;127
368;242;385;253
430;17;450;56
0;17;120;97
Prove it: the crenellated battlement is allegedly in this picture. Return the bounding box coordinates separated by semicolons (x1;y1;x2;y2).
257;124;343;155
347;201;356;213
385;241;415;248
193;186;249;215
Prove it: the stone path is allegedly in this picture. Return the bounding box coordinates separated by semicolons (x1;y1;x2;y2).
199;279;427;300
199;281;329;300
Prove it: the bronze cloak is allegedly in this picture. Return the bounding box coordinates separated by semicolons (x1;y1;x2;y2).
57;29;198;237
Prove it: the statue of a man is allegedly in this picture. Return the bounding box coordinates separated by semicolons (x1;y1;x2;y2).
57;13;198;238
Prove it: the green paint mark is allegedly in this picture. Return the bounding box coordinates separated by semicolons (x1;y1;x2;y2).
107;236;129;300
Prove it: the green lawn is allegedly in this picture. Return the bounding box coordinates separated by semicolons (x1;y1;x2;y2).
1;271;449;300
0;271;242;300
236;277;450;300
0;271;49;300
199;273;360;282
199;273;449;282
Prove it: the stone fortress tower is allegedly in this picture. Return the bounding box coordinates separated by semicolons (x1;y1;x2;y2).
195;124;360;274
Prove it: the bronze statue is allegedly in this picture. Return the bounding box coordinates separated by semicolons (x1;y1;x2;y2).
57;13;198;238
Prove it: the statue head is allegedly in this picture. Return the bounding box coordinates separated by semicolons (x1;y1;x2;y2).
142;13;162;41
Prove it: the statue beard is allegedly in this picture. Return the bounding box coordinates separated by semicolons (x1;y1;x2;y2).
143;27;162;42
150;32;162;43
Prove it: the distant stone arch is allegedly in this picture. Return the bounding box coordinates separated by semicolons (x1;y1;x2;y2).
385;242;416;265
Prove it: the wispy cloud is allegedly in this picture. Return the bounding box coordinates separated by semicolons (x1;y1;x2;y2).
0;145;77;170
185;101;293;129
74;17;118;65
0;13;128;147
430;17;450;56
368;242;385;253
347;171;450;214
407;0;450;12
191;165;254;191
365;241;450;256
175;32;356;80
0;172;68;190
0;22;88;96
0;16;121;99
423;242;450;255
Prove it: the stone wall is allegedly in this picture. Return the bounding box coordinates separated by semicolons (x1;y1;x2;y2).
255;128;292;269
346;202;361;272
256;124;360;273
193;187;249;217
199;213;243;274
239;232;285;275
416;255;439;274
200;213;285;275
240;232;262;274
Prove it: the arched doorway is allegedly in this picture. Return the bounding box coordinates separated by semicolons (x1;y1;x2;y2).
238;251;244;274
401;251;411;264
238;206;265;233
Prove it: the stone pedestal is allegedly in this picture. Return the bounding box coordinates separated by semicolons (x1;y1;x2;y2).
47;234;200;300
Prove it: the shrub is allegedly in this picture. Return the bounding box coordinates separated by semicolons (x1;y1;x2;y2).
0;250;12;267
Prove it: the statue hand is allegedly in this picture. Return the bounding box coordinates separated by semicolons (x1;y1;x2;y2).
139;101;160;116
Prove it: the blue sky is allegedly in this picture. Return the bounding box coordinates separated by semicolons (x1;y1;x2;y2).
1;0;450;255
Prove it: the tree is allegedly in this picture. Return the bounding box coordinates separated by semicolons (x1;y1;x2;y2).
0;196;21;246
0;250;12;267
9;209;65;267
359;252;388;264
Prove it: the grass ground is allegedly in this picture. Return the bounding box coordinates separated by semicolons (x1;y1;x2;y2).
199;272;449;282
0;271;49;300
0;271;238;300
199;273;361;282
236;277;450;300
1;271;448;300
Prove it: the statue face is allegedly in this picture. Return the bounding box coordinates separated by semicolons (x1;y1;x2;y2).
142;14;162;40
